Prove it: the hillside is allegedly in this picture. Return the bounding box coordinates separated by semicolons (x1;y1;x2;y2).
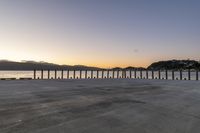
1;60;200;71
148;60;200;70
0;60;101;70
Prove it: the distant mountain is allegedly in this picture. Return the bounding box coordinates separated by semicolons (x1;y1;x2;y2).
147;60;200;70
1;59;199;71
110;66;146;71
124;66;146;70
0;60;101;70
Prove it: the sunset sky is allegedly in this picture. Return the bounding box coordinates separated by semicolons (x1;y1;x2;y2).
0;0;200;68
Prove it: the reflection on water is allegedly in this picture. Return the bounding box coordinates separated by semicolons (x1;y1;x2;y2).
0;70;199;80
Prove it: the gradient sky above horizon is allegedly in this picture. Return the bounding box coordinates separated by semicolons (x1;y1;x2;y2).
0;0;200;68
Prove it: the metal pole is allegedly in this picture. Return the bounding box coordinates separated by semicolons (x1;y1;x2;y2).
80;70;82;79
47;70;50;79
41;70;43;79
188;69;191;80
134;70;137;79
180;70;182;80
124;70;127;78
96;70;99;79
85;70;87;79
67;70;69;79
158;70;161;79
196;70;199;81
130;70;132;78
55;70;57;79
91;70;93;79
152;70;154;79
107;70;109;78
165;70;168;80
140;70;142;79
113;70;115;78
33;70;36;79
117;70;119;78
102;70;104;78
61;70;64;79
146;70;148;79
73;70;76;79
172;70;175;80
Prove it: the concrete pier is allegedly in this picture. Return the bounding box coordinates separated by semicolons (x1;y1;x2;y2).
0;79;200;133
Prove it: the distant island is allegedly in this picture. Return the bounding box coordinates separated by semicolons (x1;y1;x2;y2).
0;60;199;70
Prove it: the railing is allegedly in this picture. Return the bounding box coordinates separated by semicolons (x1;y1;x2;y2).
0;69;199;81
31;69;199;81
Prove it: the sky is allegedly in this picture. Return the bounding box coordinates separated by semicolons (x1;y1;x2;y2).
0;0;200;68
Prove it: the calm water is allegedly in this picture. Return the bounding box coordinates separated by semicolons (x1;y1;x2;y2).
0;70;199;80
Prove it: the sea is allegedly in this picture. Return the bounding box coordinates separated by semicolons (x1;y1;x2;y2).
0;70;199;80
